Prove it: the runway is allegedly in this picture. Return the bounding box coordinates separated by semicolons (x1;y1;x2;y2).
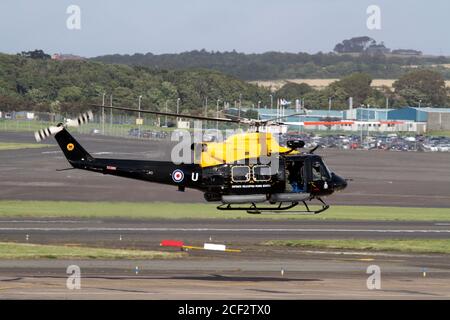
0;131;449;299
1;219;450;243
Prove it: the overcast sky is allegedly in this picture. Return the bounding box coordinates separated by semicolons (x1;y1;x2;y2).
0;0;448;57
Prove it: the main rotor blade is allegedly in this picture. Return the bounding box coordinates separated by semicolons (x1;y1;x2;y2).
91;104;241;124
262;111;308;124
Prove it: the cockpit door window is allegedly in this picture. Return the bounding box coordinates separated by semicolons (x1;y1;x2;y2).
231;166;251;183
253;165;272;182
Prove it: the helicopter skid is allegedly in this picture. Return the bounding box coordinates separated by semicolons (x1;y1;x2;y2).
217;197;329;215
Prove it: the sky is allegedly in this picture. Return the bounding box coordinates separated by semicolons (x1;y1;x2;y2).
0;0;448;57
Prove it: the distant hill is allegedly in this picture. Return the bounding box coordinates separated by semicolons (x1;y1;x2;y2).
92;49;450;81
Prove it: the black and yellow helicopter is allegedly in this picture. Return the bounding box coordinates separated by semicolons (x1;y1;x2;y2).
34;105;347;214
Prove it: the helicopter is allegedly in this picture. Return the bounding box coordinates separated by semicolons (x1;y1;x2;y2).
34;104;347;214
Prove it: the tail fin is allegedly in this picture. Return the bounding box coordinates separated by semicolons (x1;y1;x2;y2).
54;127;94;164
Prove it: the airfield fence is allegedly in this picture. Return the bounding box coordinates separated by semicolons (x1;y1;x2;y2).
2;111;450;152
0;111;174;141
0;110;241;139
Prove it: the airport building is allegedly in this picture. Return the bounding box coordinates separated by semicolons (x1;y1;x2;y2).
249;106;450;133
386;107;450;131
257;108;343;122
345;107;391;121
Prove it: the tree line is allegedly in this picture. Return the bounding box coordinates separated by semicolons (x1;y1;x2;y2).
0;53;447;117
273;70;448;110
92;49;450;81
0;53;269;116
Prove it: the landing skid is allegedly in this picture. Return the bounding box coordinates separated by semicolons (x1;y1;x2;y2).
217;198;330;215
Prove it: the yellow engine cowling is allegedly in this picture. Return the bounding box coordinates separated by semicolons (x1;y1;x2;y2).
200;132;297;168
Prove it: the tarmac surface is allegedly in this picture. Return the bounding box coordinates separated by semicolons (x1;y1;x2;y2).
1;259;449;299
0;130;449;299
0;217;449;299
1;218;450;242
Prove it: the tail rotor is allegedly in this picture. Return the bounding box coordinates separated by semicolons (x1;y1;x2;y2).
65;110;94;128
34;110;94;142
34;125;64;143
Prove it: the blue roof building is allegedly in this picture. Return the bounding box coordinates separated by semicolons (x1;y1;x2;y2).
257;108;344;122
387;107;450;122
346;108;391;121
239;106;450;130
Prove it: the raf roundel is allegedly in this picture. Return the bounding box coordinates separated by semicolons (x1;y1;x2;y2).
172;169;184;183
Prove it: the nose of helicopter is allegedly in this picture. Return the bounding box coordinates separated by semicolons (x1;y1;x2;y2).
330;173;347;191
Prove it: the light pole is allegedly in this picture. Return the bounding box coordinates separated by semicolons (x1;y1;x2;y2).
360;104;364;144
257;101;261;120
277;98;280;119
419;100;422;108
270;94;273;110
109;95;113;130
176;98;180;127
165;100;169;127
138;95;142;117
204;97;208;117
216;99;221;131
328;97;332;117
102;93;105;135
138;95;142;138
238;101;241;119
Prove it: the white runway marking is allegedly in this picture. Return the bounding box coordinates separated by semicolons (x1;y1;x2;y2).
0;227;449;233
0;220;97;224
343;193;450;199
0;181;66;187
302;250;434;258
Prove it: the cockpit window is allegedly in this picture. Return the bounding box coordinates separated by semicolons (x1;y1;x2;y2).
312;160;330;181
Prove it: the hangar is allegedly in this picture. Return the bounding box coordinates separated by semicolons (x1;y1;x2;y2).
384;107;450;131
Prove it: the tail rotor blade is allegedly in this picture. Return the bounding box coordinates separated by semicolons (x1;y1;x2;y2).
65;110;94;127
34;110;93;143
34;126;63;142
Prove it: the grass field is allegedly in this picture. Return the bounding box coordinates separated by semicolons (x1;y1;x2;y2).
426;130;450;137
262;239;450;254
2;119;450;138
0;201;449;221
0;242;185;260
0;142;52;151
0;118;232;135
0;119;175;134
0;120;52;132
